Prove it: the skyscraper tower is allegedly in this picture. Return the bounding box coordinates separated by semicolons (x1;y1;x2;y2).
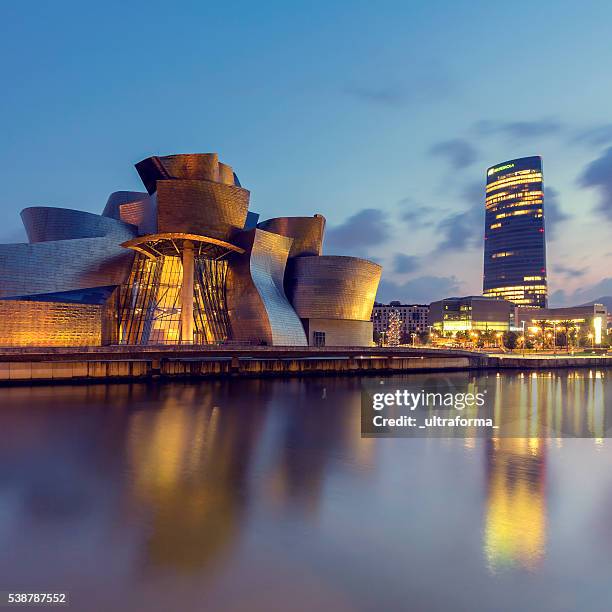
483;156;547;308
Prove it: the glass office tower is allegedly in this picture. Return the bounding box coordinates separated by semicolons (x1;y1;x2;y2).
483;156;547;308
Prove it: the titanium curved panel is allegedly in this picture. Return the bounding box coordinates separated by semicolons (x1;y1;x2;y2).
0;214;137;299
256;215;325;257
21;207;136;243
218;162;235;185
226;229;307;346
286;255;382;321
136;154;242;194
155;180;250;241
157;154;220;182
102;191;150;220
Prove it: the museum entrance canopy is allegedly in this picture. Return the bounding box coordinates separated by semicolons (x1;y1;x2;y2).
118;233;244;346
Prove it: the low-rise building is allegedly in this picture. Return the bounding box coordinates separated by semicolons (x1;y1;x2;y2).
429;296;514;334
514;303;608;344
371;302;430;342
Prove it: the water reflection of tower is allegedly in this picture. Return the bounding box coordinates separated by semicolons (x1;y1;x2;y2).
483;436;547;572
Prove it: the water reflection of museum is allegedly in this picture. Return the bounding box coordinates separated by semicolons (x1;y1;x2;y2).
125;379;370;570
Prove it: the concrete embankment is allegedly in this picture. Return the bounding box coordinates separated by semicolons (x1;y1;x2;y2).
0;346;609;384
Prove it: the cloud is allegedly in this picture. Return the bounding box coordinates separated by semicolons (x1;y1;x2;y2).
552;264;586;278
344;84;412;107
325;208;391;255
461;179;484;204
423;179;485;254
548;289;567;307
578;146;612;221
397;199;436;227
550;277;612;307
434;203;483;252
392;253;420;274
474;118;563;140
429;179;564;254
376;275;462;304
573;124;612;147
544;187;570;238
429;138;478;169
345;67;454;108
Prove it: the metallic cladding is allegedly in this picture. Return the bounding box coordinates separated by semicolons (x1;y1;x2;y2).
256;215;325;258
102;191;150;219
0;151;383;348
0;211;137;299
102;191;156;235
21;207;136;243
0;300;103;346
155;180;250;241
135;154;241;194
286;255;382;321
226;229;308;346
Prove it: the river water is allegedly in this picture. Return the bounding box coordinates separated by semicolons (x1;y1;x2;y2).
1;370;612;611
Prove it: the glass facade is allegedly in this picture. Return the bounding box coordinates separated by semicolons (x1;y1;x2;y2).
429;296;513;333
117;253;231;345
483;156;547;308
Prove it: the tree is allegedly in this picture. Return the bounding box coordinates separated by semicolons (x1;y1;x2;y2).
481;329;496;348
557;320;575;352
455;330;471;345
503;331;518;351
535;320;551;350
417;330;430;345
386;309;402;347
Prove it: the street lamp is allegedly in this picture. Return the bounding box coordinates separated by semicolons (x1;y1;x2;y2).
588;332;594;349
470;331;478;349
521;321;526;357
532;325;541;352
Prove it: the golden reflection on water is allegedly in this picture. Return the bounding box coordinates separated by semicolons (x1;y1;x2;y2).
125;382;270;571
123;378;374;572
483;370;607;572
101;371;611;576
484;437;546;572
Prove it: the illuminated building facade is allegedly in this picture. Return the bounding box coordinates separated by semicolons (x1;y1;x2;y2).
513;303;608;345
0;153;381;347
483;156;547;308
429;296;514;334
371;302;430;342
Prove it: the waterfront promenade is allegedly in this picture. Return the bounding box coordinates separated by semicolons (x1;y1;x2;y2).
0;345;611;384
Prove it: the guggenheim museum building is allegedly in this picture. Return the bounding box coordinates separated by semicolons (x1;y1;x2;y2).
0;154;381;348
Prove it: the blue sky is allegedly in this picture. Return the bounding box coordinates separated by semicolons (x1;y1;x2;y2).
2;0;612;305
